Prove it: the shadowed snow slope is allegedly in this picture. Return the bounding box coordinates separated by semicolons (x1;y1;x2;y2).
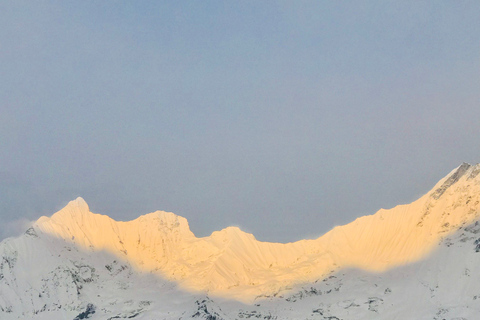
1;163;480;319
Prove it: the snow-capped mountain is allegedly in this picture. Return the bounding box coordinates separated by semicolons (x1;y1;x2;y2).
1;162;480;319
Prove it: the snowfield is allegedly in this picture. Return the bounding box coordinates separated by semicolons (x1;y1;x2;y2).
1;163;480;319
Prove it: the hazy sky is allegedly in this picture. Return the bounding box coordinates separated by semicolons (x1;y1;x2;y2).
1;1;479;242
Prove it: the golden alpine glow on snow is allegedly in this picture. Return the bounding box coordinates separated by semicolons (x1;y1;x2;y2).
34;163;480;302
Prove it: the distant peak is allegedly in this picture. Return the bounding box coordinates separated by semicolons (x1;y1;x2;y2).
213;226;244;235
48;197;91;221
72;197;89;211
430;163;476;200
210;226;256;241
224;226;244;233
142;210;187;225
459;162;472;169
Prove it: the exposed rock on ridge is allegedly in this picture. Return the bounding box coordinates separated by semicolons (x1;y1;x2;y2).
431;162;472;199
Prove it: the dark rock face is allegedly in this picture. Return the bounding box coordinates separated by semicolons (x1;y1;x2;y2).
430;163;471;200
73;303;96;320
192;299;225;320
467;165;480;180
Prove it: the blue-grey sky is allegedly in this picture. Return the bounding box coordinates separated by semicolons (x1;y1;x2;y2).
1;1;479;242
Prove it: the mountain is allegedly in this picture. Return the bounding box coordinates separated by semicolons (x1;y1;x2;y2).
1;162;480;319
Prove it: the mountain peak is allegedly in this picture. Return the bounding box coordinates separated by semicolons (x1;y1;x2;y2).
136;210;194;236
430;162;479;200
211;226;254;240
48;196;92;221
72;196;89;211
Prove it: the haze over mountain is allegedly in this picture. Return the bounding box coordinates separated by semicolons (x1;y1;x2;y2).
2;1;480;245
1;162;480;319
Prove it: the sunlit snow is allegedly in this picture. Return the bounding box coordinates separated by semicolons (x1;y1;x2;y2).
1;163;480;319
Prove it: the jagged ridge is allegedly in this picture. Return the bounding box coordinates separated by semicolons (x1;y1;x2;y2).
2;163;480;319
27;163;480;302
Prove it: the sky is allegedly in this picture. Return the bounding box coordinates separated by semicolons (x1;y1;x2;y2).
1;1;479;242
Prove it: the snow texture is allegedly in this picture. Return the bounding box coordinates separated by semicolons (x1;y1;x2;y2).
1;163;480;319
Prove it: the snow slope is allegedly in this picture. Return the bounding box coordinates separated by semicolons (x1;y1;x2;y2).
1;162;480;319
